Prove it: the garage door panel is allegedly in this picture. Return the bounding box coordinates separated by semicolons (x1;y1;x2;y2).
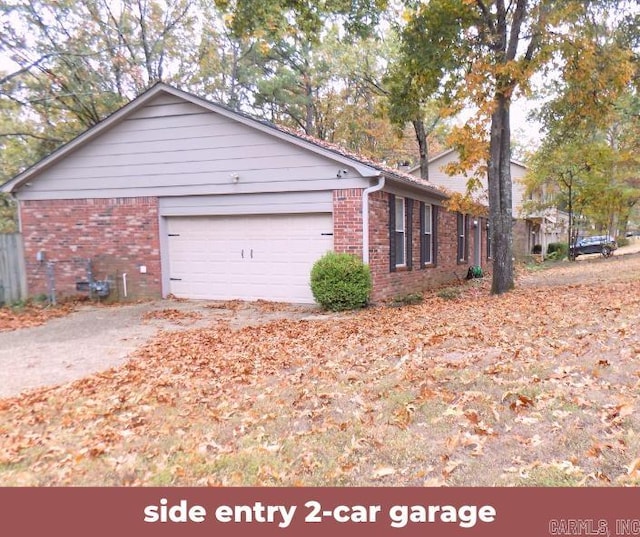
166;214;333;303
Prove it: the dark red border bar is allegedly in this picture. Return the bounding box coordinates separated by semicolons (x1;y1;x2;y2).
1;487;638;536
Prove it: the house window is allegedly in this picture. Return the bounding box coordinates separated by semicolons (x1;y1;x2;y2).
457;212;468;263
395;196;406;266
486;220;492;260
422;203;433;265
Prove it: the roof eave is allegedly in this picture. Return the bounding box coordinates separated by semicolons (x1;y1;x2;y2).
381;171;449;200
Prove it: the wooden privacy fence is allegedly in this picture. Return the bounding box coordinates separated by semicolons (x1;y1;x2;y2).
0;233;27;305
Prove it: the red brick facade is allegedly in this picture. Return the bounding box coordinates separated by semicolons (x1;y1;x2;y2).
334;188;490;303
20;198;161;301
333;189;364;257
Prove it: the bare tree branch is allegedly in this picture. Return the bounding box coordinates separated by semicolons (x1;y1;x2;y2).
0;131;64;143
506;0;528;61
0;55;52;86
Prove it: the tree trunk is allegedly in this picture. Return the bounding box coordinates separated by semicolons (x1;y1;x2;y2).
488;93;514;295
303;70;315;136
412;119;429;181
567;179;575;260
229;44;240;109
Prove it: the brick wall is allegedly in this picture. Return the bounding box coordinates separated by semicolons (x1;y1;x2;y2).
333;189;364;257
20;197;161;301
333;189;490;303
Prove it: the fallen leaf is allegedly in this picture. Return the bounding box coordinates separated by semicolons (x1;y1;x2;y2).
371;466;396;479
627;457;640;476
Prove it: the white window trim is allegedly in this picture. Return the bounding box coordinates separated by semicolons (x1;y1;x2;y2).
458;213;467;263
423;203;433;265
395;196;406;267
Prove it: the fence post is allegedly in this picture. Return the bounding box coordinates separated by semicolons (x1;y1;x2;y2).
0;233;28;304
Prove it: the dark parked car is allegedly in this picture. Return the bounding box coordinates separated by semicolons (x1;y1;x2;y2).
569;235;617;258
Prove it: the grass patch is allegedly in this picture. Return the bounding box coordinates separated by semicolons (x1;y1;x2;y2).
523;259;563;272
436;287;462;300
520;463;586;486
389;293;424;307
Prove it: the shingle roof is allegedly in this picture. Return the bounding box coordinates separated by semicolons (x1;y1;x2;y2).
270;123;448;198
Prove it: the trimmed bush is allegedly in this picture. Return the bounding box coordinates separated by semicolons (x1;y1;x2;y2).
310;252;372;311
546;242;568;259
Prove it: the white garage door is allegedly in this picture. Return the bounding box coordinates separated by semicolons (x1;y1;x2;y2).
166;213;334;303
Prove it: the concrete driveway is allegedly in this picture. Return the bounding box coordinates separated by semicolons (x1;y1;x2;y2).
0;299;321;399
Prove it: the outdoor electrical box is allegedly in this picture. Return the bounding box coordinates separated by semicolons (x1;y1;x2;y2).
75;259;111;299
36;250;45;263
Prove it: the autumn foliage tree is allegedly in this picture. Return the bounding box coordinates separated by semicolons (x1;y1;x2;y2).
527;4;639;244
391;1;555;294
389;0;639;294
525;137;613;254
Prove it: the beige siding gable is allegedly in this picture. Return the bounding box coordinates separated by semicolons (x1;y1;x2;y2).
427;151;489;197
15;94;372;201
511;162;528;216
420;151;527;215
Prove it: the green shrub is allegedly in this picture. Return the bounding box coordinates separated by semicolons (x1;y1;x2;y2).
310;252;372;311
546;242;568;259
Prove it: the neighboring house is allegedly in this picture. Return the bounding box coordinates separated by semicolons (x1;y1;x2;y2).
520;205;569;257
412;149;568;259
2;84;490;304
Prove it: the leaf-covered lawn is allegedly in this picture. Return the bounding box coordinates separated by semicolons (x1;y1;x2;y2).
1;256;640;486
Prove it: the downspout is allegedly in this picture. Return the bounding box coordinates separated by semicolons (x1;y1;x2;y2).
362;176;386;265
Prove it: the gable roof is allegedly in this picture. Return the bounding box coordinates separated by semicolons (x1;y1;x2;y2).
2;83;447;200
409;148;528;175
